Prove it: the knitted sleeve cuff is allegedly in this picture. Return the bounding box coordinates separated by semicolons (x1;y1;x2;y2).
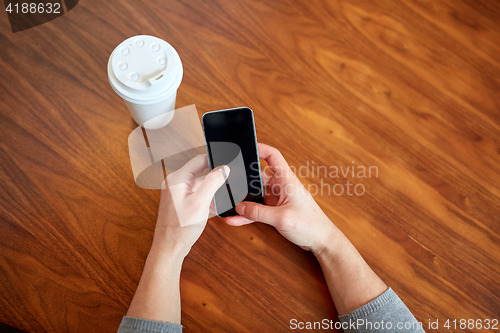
117;316;183;333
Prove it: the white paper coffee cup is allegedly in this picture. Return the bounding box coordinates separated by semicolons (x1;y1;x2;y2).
107;35;183;129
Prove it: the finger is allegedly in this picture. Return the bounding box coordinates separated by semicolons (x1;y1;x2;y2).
191;177;205;192
168;154;208;184
225;215;254;226
209;198;216;215
261;166;274;187
257;143;290;176
235;201;284;226
192;165;230;205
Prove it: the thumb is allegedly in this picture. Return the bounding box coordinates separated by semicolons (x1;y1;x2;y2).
193;165;229;204
235;201;285;226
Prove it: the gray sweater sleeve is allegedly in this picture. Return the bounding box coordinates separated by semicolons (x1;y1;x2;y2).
339;288;425;332
117;316;183;333
117;288;423;333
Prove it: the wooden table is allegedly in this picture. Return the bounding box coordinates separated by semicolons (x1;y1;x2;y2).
1;0;499;332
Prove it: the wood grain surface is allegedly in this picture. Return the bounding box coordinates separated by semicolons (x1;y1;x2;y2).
0;0;499;332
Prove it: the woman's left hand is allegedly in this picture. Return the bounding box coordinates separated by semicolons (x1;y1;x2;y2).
153;154;229;258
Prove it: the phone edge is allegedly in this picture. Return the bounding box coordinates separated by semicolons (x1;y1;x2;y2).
201;106;264;218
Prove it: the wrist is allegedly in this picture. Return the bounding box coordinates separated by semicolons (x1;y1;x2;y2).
151;225;193;258
312;224;348;259
148;236;187;267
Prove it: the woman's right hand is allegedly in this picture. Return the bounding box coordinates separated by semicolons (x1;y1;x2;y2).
225;143;341;255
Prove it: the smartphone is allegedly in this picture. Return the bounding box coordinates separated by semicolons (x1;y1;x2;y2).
201;107;265;217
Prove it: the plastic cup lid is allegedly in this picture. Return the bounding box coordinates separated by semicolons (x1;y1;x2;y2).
107;35;183;105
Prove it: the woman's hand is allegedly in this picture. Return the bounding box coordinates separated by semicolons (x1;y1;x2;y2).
153;154;229;258
225;143;339;255
225;144;388;315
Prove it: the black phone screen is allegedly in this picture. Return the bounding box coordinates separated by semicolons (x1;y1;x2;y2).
202;107;264;217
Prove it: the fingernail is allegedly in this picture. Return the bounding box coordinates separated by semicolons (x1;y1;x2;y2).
236;203;245;215
215;165;230;179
